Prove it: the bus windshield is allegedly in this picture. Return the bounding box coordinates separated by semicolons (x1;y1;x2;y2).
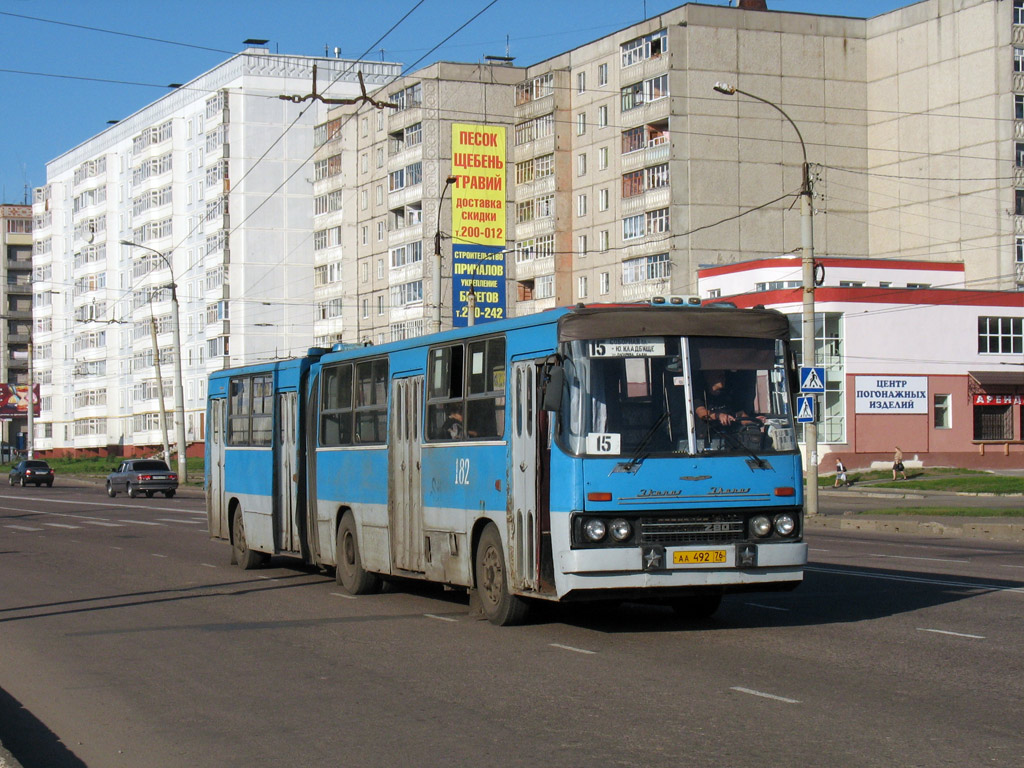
558;336;797;458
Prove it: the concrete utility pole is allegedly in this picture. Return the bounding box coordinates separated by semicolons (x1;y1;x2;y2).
432;175;459;333
121;241;188;483
713;82;818;516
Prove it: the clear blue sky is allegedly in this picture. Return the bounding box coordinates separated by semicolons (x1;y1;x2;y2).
0;0;912;202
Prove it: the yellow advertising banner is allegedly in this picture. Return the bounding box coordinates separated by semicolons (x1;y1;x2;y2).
450;124;506;247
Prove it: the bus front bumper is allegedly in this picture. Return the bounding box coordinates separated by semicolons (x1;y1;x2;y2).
555;541;807;594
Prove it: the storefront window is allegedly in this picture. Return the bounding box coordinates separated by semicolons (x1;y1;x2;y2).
788;312;845;443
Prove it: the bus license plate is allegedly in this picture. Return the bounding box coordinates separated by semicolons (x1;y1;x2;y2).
673;549;726;565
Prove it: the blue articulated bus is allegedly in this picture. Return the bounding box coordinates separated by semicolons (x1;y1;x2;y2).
206;300;807;625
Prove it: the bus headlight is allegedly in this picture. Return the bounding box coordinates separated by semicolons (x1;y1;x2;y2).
750;515;772;538
774;513;796;537
609;518;633;542
583;519;607;542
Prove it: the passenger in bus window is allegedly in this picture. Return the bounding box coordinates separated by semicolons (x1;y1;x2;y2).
442;404;466;439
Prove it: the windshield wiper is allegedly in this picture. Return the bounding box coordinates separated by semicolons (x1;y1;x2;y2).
704;418;770;470
616;411;669;474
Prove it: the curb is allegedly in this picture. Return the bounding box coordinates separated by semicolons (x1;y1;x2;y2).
805;514;1024;543
0;741;22;768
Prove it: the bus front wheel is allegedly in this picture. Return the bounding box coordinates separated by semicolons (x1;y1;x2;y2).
335;512;382;595
231;510;264;570
475;524;529;626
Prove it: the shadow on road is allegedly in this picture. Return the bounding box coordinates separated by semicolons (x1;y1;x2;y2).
0;686;87;768
547;564;1023;633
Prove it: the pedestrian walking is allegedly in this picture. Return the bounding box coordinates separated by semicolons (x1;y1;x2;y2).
834;458;848;488
892;447;907;480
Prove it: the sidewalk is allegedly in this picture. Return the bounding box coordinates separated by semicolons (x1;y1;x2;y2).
808;482;1024;543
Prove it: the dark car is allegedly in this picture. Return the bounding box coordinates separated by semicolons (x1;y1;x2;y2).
9;459;55;487
106;459;178;498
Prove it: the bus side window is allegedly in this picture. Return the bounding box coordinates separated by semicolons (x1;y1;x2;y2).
426;344;465;440
465;338;505;439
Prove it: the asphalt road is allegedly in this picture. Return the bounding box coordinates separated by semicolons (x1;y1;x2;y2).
1;485;1021;768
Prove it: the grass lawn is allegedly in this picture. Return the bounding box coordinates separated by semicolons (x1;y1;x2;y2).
820;467;1023;495
1;457;206;485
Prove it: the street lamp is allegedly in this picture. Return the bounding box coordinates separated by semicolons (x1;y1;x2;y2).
432;175;459;334
713;82;819;517
121;240;188;483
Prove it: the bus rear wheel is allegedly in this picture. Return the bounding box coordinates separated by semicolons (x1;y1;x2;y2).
475;524;529;626
231;510;264;570
335;512;381;595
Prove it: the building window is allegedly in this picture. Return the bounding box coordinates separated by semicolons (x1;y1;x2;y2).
974;404;1013;440
577;153;587;176
598;146;608;170
598;105;608;127
599;188;609;211
1017;236;1024;264
1016;189;1024;216
577;194;588;217
577;112;587;135
788;312;846;443
598;63;608;86
1016;143;1024;168
600;272;610;295
578;276;588;299
577;71;586;94
1016;47;1024;72
978;316;1023;354
515;73;554;105
620;75;668;111
933;394;951;429
620;29;668;68
622;252;670;284
599;230;609;251
1017;94;1024;120
577;235;588;256
535;274;554;299
1016;0;1024;25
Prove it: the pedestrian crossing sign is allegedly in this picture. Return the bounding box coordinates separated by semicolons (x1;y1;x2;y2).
796;395;816;423
800;366;825;393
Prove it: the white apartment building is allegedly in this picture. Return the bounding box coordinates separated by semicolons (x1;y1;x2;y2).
33;49;400;456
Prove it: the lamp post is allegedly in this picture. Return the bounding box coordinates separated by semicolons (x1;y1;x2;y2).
121;240;187;483
713;82;818;517
432;175;459;334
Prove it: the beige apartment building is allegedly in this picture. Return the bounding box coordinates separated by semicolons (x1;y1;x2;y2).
312;62;524;345
1;204;33;451
317;0;1022;345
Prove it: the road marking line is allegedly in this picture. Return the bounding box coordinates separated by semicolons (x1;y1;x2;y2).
871;554;969;564
201;563;218;568
730;687;800;704
917;628;985;640
43;523;81;529
4;525;43;531
1000;564;1024;570
110;546;123;550
744;602;791;612
124;520;164;526
156;518;204;525
330;592;357;600
809;548;830;552
806;565;1024;595
85;521;123;527
550;643;596;655
152;554;169;558
424;613;458;623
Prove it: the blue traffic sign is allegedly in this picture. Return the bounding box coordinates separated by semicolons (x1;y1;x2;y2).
796;395;816;423
800;366;825;393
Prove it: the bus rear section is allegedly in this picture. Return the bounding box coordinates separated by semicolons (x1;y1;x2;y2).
206;356;314;568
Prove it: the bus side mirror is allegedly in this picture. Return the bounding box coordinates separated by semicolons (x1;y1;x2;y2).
541;365;564;411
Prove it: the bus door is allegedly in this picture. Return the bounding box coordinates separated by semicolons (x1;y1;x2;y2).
207;398;227;538
389;376;424;574
275;392;300;553
509;360;542;591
